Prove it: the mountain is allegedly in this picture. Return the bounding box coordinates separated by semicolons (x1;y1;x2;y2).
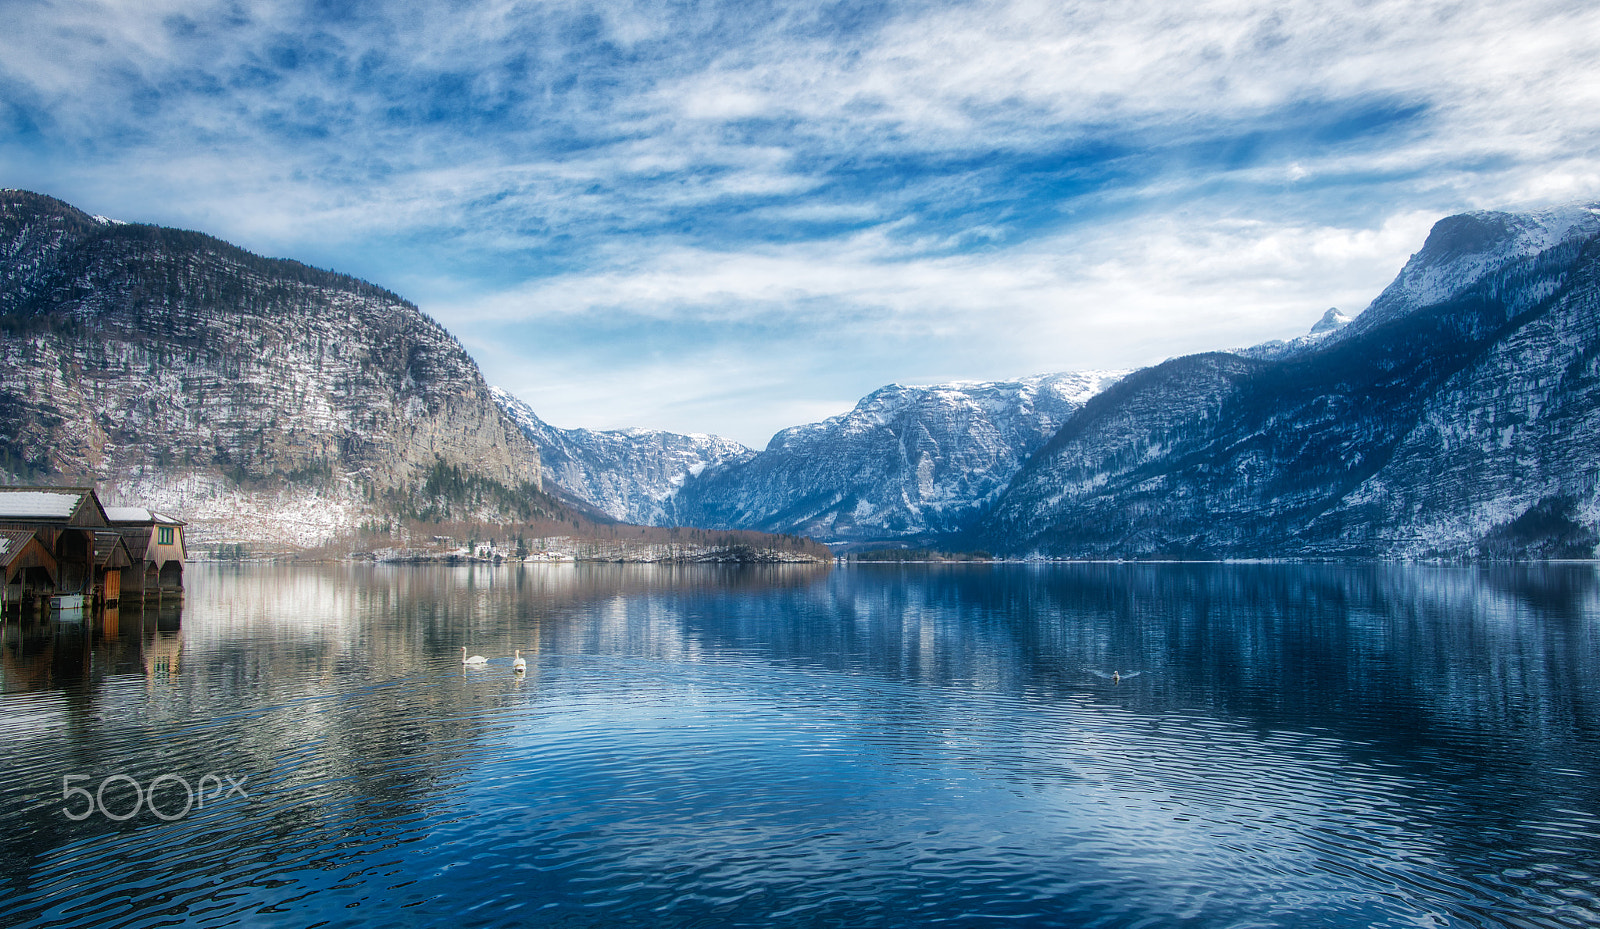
492;387;754;525
0;189;544;547
1334;206;1600;342
670;372;1124;547
981;202;1600;559
1237;307;1352;360
14;185;1593;561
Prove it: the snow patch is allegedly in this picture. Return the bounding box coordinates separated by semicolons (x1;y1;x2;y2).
0;490;83;519
105;470;367;548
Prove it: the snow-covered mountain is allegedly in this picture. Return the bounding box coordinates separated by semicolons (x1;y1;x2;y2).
11;186;1595;560
670;372;1125;546
0;190;544;546
1237;307;1353;359
1337;204;1600;342
492;387;754;525
981;201;1600;559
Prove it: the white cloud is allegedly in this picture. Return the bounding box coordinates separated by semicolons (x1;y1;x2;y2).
620;0;1600;235
444;208;1440;443
448;209;1432;328
680;86;771;121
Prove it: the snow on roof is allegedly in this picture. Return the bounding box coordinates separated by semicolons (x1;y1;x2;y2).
105;506;185;527
0;490;84;519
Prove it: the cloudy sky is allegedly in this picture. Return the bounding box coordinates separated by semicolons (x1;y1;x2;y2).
4;0;1598;446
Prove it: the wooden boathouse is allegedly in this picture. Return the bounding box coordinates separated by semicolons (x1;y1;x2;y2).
0;487;185;611
105;506;187;599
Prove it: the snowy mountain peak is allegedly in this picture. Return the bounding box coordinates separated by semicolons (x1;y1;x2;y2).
491;387;753;524
783;371;1128;450
1232;306;1356;360
981;200;1600;559
673;370;1127;545
1341;201;1600;339
1309;307;1351;335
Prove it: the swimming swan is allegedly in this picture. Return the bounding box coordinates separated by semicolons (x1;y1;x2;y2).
462;647;488;665
513;649;526;673
1090;669;1141;683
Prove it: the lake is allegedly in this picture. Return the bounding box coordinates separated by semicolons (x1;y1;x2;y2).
2;562;1598;928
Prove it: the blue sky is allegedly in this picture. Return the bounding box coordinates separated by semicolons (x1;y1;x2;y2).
4;0;1598;447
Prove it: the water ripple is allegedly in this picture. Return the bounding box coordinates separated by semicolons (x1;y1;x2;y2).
3;563;1600;927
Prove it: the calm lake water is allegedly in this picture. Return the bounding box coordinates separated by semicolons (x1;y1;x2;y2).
2;562;1599;928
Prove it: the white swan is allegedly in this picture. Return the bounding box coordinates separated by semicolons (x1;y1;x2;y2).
1089;669;1141;683
462;647;488;665
512;649;526;673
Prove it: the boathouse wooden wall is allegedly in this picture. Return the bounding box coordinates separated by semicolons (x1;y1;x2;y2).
0;530;59;606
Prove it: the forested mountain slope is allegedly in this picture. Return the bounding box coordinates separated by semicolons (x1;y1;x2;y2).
981;204;1600;559
0;189;544;546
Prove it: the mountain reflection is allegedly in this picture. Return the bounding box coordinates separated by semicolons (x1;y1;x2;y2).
1;561;1597;928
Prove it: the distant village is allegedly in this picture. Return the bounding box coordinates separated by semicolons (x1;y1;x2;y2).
0;486;186;615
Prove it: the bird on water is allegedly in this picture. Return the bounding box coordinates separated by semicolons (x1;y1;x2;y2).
462;647;488;665
513;649;526;673
1089;669;1141;684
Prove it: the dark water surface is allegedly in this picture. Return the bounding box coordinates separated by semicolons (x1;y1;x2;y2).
2;562;1599;928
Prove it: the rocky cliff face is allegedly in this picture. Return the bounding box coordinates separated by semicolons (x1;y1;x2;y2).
492;387;753;525
671;372;1124;546
983;203;1600;559
0;190;542;546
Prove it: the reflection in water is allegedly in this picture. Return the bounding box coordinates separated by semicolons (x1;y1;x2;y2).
0;562;1597;928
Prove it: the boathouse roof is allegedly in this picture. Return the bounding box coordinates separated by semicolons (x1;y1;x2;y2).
0;490;87;519
0;528;56;583
93;531;135;569
0;528;37;558
104;506;186;526
0;487;109;526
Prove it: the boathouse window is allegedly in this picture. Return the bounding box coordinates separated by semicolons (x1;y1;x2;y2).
158;526;174;545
